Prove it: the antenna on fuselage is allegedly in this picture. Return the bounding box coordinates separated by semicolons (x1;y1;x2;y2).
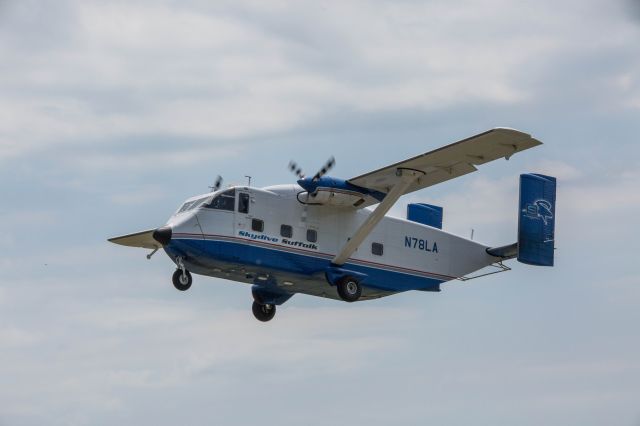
209;175;223;193
245;175;252;187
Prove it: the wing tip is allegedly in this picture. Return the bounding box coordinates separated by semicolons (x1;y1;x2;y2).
493;127;543;141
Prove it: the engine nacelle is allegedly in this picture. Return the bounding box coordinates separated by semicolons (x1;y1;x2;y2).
297;176;386;209
299;189;366;208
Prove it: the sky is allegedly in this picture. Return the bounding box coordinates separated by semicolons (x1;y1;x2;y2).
1;0;640;425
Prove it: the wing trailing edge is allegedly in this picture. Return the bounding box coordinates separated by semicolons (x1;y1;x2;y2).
347;128;542;196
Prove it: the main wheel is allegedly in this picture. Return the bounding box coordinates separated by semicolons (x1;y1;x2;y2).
336;276;362;302
252;301;276;322
172;269;192;291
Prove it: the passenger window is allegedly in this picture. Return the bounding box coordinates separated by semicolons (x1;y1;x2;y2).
280;225;292;238
306;229;317;243
372;242;384;256
207;189;235;211
252;219;264;232
239;193;250;214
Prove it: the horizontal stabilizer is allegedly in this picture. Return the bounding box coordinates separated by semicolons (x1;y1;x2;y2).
486;243;518;259
518;174;557;266
108;229;161;250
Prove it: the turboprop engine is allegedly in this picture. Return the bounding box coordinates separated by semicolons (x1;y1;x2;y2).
296;176;386;208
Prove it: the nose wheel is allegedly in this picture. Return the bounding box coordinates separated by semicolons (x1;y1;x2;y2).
252;301;276;322
172;269;192;291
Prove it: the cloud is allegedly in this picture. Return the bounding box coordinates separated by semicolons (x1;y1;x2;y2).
107;186;168;206
0;327;40;348
627;0;640;21
0;296;416;423
532;160;584;181
563;167;640;213
6;0;636;165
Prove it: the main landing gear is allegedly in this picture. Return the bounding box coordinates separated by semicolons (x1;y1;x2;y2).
336;276;362;302
252;301;276;322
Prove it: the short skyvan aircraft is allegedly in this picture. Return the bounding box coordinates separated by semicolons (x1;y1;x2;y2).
109;128;556;322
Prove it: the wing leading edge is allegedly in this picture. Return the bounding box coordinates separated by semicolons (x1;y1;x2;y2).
108;229;161;250
347;128;542;195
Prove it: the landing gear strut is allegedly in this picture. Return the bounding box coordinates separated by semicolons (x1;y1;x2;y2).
252;301;276;322
336;276;362;302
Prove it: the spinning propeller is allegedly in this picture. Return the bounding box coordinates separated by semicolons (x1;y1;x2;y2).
288;156;336;223
209;175;223;192
312;157;335;182
288;161;305;180
288;156;335;184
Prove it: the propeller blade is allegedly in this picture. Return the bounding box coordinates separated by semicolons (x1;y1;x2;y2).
209;175;223;192
288;161;305;179
312;156;335;182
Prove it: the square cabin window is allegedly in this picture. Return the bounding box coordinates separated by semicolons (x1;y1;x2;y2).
252;218;264;232
280;224;293;238
306;229;317;243
372;242;384;256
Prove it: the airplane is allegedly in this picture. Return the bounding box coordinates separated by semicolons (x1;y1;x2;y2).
108;128;557;322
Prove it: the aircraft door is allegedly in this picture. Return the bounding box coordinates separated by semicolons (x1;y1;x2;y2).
196;189;236;237
236;191;252;233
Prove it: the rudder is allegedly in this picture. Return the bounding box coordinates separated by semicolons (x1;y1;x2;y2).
518;173;556;266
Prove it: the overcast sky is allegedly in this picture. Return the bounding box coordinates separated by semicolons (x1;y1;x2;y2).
1;0;640;425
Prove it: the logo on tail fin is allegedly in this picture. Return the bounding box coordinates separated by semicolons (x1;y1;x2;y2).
522;199;553;226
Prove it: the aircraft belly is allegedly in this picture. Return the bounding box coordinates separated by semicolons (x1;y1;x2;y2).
164;237;438;297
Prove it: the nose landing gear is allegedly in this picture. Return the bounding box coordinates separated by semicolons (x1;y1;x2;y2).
172;256;192;291
172;269;192;291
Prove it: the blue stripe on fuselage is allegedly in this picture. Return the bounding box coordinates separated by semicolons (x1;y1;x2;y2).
164;237;444;292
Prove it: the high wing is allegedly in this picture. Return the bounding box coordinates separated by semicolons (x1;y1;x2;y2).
347;128;541;196
331;128;541;265
108;229;161;250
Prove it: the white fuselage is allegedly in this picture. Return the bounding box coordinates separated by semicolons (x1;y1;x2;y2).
163;184;497;300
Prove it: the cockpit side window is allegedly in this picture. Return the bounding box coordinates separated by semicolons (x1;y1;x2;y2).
206;189;235;211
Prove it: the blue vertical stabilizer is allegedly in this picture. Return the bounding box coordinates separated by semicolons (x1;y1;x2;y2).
407;203;443;229
518;174;557;266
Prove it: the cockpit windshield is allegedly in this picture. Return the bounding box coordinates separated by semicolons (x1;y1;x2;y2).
207;189;235;211
175;189;236;214
176;196;210;214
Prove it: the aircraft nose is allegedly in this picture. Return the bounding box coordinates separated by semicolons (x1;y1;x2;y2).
152;226;172;246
